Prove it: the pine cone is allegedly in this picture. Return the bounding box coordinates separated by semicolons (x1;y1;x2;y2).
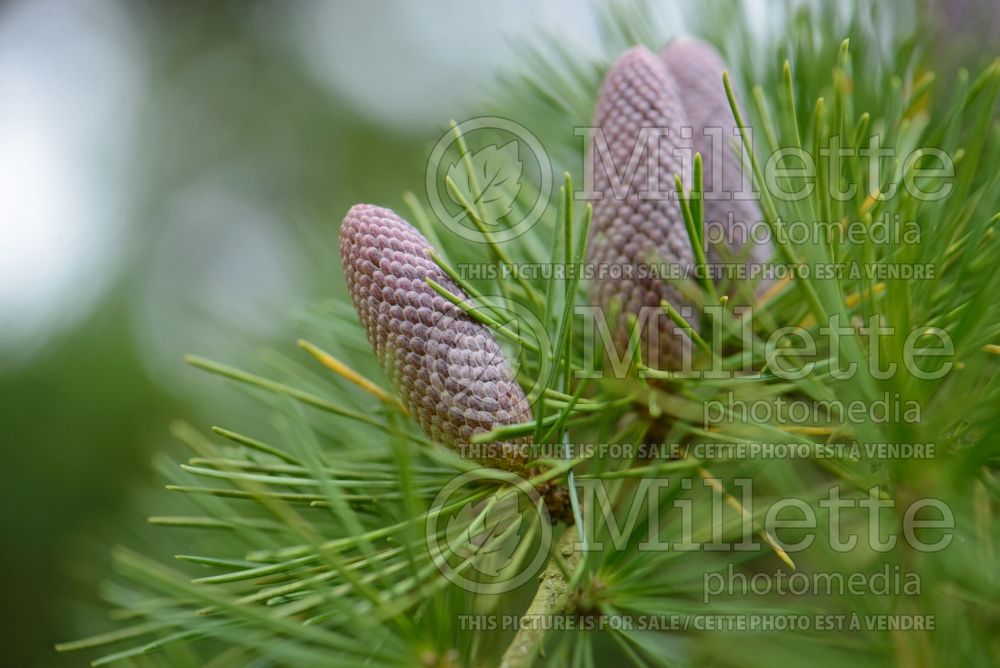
339;204;572;520
585;46;697;371
660;37;772;285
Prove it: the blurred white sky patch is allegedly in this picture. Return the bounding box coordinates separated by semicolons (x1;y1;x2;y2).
131;186;306;394
0;0;144;373
283;0;612;132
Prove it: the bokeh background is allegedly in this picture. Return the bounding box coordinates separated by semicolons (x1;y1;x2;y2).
0;1;610;664
1;1;995;666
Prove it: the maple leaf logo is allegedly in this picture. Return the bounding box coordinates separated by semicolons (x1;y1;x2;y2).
444;491;523;578
446;141;523;226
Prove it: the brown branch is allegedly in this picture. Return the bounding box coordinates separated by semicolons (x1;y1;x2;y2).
499;529;581;668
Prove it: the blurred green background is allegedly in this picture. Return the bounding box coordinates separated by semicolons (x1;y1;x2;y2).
0;1;583;663
1;1;995;666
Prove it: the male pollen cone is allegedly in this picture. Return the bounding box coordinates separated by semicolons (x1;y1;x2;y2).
339;204;571;520
660;36;772;287
585;46;697;371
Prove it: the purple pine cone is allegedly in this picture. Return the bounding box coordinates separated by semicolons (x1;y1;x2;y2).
585;46;697;370
339;204;534;472
340;204;572;521
660;37;772;284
